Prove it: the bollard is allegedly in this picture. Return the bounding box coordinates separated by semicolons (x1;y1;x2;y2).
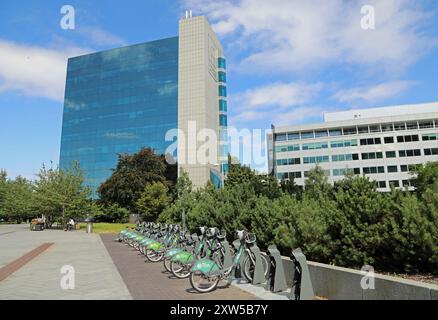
249;245;266;285
289;248;315;300
267;245;287;293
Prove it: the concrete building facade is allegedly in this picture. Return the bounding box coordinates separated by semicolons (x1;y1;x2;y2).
268;102;438;191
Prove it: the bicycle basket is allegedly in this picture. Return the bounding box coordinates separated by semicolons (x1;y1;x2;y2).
245;233;257;244
217;229;226;240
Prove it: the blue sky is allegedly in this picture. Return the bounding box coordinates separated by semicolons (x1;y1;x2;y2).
1;0;438;178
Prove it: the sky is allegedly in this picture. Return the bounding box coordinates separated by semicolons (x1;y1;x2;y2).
1;0;438;178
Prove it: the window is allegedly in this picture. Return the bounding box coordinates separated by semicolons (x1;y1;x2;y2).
363;166;384;174
424;148;438;156
287;132;300;140
387;165;398;173
402;180;410;187
378;181;387;188
386;151;396;158
381;124;393;132
353;168;361;175
399;149;421;157
218;57;226;69
358;126;369;134
218;71;226;82
303;156;329;164
389;180;400;188
400;165;408;172
333;168;354;176
394;123;406;131
315;130;328;138
290;172;302;179
362;152;383;160
276;158;300;166
329;129;342;136
397;135;419;143
301;131;314;139
219;115;227;126
369;125;381;133
406;122;418;130
384;137;394;144
422;133;438;141
277;173;287;180
419;121;433;129
275;144;300;153
330;139;358;148
343;127;357;135
219;99;227;112
275;134;287;142
218;85;227;97
302;142;328;150
360;138;381;145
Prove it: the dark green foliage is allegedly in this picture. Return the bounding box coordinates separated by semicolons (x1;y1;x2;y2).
158;162;438;274
93;203;130;223
97;147;175;212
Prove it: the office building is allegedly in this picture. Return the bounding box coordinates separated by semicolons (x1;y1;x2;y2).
60;15;227;193
268;102;438;191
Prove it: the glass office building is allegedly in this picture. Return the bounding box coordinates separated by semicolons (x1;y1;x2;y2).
60;37;179;193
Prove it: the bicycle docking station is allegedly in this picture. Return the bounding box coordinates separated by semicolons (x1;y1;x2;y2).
266;245;288;293
232;239;245;279
248;242;266;285
289;248;315;300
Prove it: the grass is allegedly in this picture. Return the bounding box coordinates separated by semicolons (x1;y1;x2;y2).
78;222;135;234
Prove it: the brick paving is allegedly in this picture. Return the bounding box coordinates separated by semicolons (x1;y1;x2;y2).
101;234;259;300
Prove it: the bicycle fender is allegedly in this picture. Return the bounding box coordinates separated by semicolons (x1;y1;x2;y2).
191;258;220;275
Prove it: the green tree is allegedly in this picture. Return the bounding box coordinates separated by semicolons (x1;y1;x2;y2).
304;165;332;198
1;176;35;223
98;148;174;211
410;162;438;194
34;162;91;226
136;182;170;222
93;202;130;223
0;170;7;219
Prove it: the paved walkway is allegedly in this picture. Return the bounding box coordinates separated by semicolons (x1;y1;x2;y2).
0;224;131;300
101;234;259;300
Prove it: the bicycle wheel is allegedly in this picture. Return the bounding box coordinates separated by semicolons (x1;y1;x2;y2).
170;261;191;279
189;271;219;293
163;257;172;272
242;253;270;282
146;249;164;262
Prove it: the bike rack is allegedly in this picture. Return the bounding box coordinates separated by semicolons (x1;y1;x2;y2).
267;245;287;293
289;248;315;300
249;243;266;285
232;240;245;279
221;240;233;270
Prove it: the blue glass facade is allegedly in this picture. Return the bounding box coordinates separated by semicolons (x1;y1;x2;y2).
60;37;179;194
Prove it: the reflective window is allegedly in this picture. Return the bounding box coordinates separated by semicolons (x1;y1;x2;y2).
219;115;228;126
329;129;342;136
219;85;227;97
218;71;226;83
301;131;314;139
218;57;226;69
219;99;227;112
60;37;179;194
287;132;300;140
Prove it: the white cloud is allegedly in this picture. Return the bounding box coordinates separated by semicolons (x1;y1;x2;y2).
235;82;323;109
0;39;89;102
183;0;437;74
230;81;323;124
77;26;127;47
332;80;416;103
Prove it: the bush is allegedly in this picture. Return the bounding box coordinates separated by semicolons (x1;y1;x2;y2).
93;203;130;223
